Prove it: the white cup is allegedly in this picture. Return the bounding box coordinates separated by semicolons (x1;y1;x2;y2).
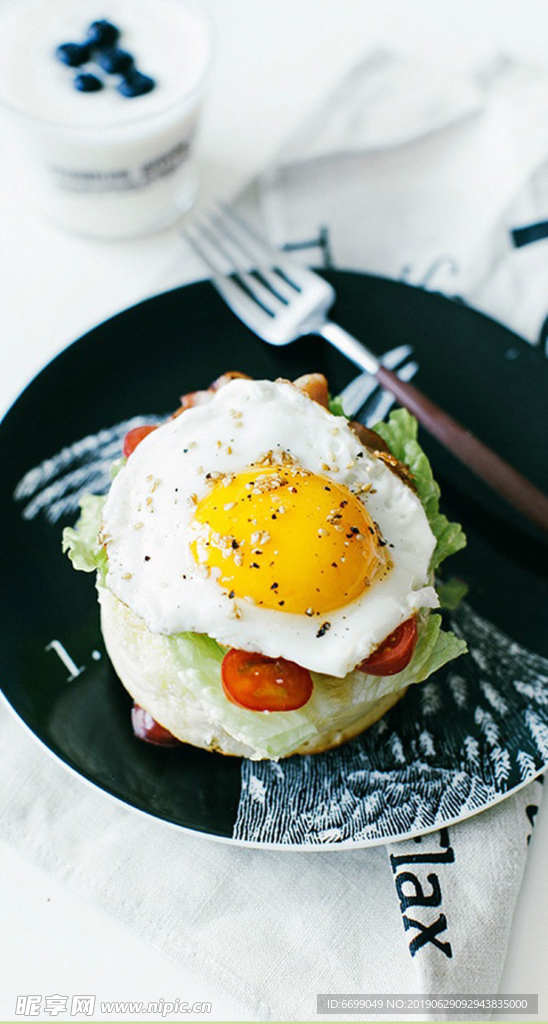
0;0;212;239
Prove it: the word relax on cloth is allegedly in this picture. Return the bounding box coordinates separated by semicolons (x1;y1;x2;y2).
389;827;454;958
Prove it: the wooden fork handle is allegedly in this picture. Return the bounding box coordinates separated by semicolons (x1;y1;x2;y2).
375;365;548;535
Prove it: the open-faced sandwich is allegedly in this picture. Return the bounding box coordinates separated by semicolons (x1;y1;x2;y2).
63;371;467;759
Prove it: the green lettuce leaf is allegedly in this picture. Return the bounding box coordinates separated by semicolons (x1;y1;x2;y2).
373;407;466;570
436;577;469;611
62;494;108;583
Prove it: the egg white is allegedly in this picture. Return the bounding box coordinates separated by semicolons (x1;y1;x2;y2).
101;378;438;677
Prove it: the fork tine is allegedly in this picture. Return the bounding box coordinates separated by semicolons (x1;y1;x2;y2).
219;205;300;280
188;210;297;313
187;225;281;324
187;221;282;317
207;206;298;303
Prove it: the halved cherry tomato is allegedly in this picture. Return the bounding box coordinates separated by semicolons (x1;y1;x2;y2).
221;648;313;712
131;703;181;746
358;616;418;676
123;424;158;458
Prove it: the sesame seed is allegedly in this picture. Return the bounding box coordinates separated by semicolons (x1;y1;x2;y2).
133;522;144;530
122;572;133;580
224;502;235;511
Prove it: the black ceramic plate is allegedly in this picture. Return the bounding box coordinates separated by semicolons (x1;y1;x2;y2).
2;272;548;848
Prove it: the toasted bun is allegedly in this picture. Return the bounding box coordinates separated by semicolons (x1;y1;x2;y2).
99;587;406;759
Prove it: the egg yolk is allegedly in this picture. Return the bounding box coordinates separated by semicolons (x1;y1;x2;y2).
190;465;390;614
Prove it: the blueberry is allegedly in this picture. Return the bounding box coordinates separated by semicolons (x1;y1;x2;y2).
118;70;155;97
55;42;91;66
74;72;104;92
96;46;134;74
86;19;120;47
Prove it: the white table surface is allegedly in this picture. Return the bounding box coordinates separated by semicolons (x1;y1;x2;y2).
1;1;548;1020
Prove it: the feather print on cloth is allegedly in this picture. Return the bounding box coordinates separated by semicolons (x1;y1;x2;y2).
234;602;548;845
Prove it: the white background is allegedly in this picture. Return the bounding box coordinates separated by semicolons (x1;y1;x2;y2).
1;1;548;1020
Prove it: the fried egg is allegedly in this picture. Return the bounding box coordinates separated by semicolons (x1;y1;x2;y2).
101;378;438;677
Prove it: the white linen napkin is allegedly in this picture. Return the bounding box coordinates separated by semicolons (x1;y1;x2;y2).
236;50;548;348
3;50;548;1023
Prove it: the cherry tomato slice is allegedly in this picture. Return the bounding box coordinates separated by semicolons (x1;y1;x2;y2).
221;648;313;712
123;424;158;458
358;616;418;676
131;704;181;746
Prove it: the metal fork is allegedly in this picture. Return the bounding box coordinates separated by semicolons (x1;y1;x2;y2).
186;204;548;534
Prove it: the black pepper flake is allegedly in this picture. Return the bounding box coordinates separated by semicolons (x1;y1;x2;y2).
228;590;235;599
278;600;285;606
323;486;332;491
349;526;360;534
331;562;338;568
356;451;364;459
368;526;375;535
379;539;387;547
250;562;260;569
231;539;239;549
271;514;277;520
270;582;279;590
144;555;151;561
316;621;331;638
340;500;348;508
